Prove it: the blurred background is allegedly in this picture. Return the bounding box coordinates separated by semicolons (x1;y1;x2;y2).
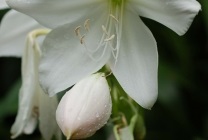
0;0;207;139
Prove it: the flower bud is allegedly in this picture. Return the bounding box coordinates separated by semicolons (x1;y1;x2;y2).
56;73;112;139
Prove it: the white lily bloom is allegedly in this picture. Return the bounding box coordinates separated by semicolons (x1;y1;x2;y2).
56;73;112;139
0;0;61;140
10;29;61;140
0;3;60;139
6;0;201;109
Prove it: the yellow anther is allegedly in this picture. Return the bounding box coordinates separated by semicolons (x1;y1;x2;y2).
84;19;90;31
80;34;85;44
74;26;81;36
32;106;39;117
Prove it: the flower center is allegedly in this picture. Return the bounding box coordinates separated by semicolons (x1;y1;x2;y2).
73;0;125;65
112;0;123;6
106;0;125;65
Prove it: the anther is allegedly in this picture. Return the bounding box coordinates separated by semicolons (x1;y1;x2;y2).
104;35;115;42
103;71;112;78
32;106;39;117
102;25;109;36
80;34;85;44
74;26;81;36
84;19;90;31
110;14;119;22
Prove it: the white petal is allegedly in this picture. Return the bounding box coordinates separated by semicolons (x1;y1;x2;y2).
10;30;41;138
11;83;39;138
23;116;38;134
39;12;111;96
0;0;8;9
130;0;201;35
0;10;44;57
109;11;158;109
39;89;59;140
6;0;107;29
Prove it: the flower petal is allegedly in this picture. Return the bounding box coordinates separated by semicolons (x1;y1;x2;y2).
0;10;44;57
130;0;201;35
109;10;158;109
39;12;111;96
0;0;8;9
39;90;60;140
10;30;41;138
6;0;107;29
23;115;38;135
11;77;39;138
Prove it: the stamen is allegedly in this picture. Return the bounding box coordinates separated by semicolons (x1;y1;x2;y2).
74;26;81;37
84;42;108;62
104;34;115;42
80;34;85;44
102;25;109;36
84;19;90;31
95;43;108;61
32;106;39;117
104;71;112;78
110;14;119;22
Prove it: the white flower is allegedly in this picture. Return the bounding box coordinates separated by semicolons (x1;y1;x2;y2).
6;0;201;109
0;2;60;139
10;29;61;140
56;73;112;139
